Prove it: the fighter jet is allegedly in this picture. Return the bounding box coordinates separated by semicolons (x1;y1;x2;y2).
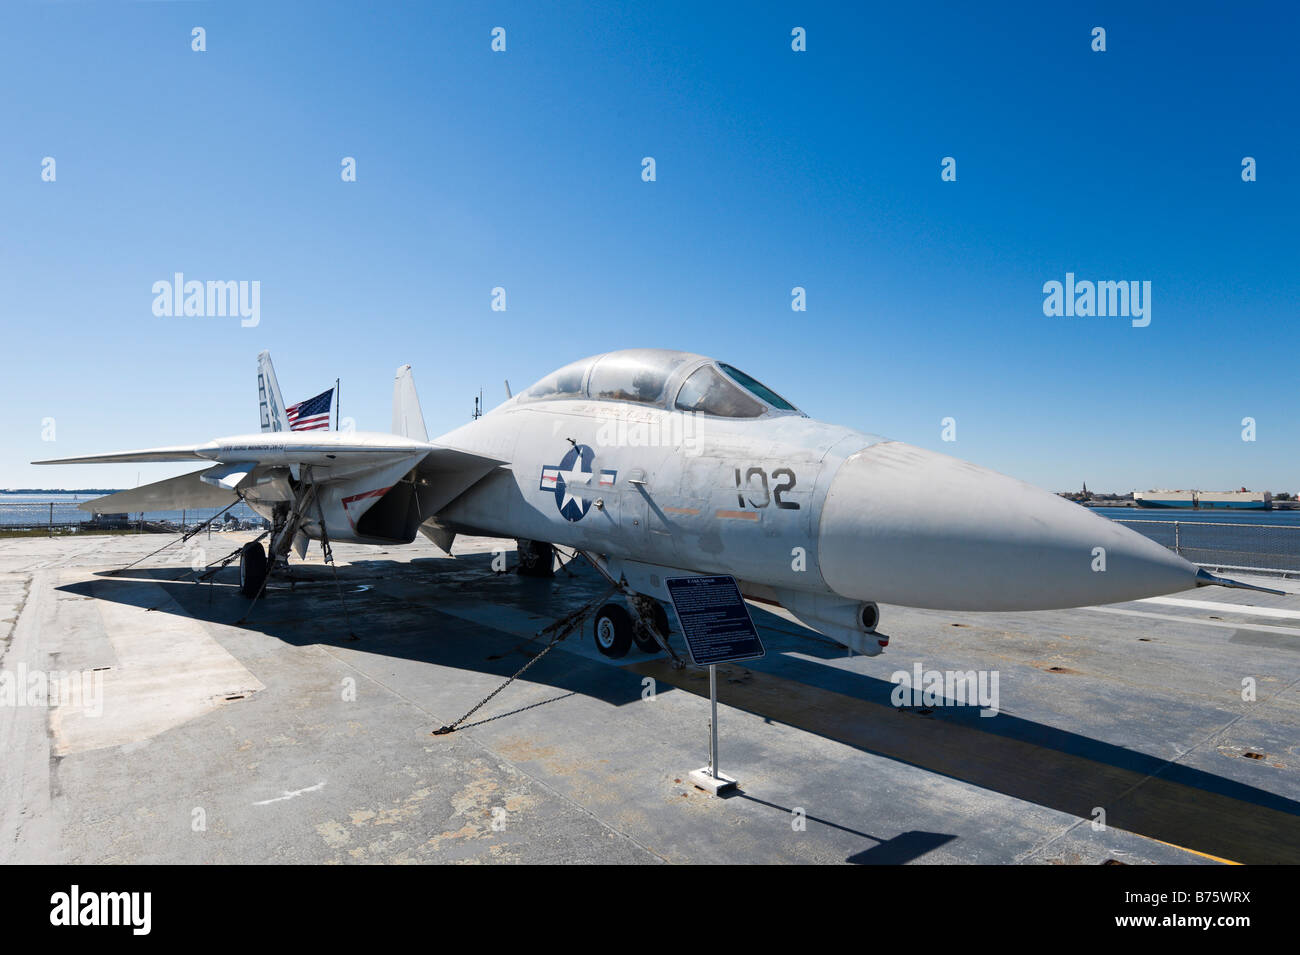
34;348;1276;658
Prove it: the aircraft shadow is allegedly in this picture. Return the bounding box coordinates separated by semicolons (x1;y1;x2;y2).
75;555;649;711
69;551;1300;864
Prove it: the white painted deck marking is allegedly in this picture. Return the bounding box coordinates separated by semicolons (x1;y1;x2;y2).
253;781;326;805
1138;596;1300;621
1086;606;1300;637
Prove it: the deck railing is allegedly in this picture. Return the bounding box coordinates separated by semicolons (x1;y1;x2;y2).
1116;519;1300;577
0;501;265;535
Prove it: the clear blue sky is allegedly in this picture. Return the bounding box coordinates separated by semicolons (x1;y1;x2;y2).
2;2;1296;493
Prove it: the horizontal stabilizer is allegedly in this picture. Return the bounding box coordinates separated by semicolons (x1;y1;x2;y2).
78;468;239;513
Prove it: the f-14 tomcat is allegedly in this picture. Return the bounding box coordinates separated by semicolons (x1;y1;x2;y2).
35;349;1275;659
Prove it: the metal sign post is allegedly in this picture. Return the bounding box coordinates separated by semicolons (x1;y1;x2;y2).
694;664;740;794
666;574;765;796
708;664;717;770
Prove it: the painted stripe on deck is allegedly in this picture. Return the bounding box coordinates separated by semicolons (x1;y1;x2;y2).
1138;596;1300;621
1086;606;1300;637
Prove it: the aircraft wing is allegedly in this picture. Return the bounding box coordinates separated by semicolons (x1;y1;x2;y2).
33;444;214;465
53;443;505;524
33;358;507;547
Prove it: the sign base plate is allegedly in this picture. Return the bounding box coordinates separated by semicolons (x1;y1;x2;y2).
689;766;738;796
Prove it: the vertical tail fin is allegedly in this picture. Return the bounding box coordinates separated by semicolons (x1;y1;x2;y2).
392;364;428;441
257;351;291;433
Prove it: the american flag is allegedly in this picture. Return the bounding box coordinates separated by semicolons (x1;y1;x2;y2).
286;388;333;431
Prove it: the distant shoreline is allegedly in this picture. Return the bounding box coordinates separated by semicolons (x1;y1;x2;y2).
2;489;119;495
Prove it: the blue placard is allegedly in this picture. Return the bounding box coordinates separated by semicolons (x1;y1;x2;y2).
666;575;766;666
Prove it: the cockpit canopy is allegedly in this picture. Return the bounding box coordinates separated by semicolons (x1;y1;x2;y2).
517;349;801;418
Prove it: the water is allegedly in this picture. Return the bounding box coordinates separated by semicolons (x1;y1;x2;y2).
0;492;263;528
1089;506;1300;527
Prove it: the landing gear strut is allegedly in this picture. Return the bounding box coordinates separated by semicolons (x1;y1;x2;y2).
242;481;314;605
516;539;555;578
631;596;672;654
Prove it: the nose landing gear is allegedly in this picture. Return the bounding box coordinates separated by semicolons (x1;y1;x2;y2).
593;594;676;661
593;603;633;657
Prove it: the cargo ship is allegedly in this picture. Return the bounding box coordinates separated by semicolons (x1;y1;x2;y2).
1133;489;1272;510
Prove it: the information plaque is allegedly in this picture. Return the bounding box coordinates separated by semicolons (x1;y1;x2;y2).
666;574;766;667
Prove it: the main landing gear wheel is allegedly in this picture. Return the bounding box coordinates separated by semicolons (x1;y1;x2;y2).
516;539;555;578
238;541;268;597
633;601;671;654
593;603;633;658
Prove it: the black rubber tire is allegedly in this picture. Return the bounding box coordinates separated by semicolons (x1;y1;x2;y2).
633;601;671;654
593;603;633;658
239;541;268;597
516;539;555;578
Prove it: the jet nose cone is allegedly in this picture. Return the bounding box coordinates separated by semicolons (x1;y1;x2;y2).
817;442;1197;611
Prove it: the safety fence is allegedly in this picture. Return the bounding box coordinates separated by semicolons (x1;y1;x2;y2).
0;501;266;535
1115;519;1300;577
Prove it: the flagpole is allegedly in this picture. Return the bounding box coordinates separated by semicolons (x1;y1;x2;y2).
335;377;340;431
